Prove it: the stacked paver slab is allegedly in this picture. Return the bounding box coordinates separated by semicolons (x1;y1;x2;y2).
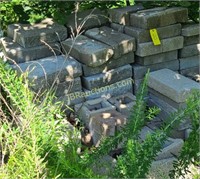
179;23;200;76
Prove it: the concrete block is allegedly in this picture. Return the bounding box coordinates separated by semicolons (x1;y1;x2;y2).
11;55;82;92
61;35;114;67
7;18;68;48
147;117;163;130
139;126;154;141
108;4;144;25
85;26;136;59
182;24;199;37
148;69;200;103
130;7;188;29
184;35;199;46
82;65;132;90
110;23;125;33
84;78;133;100
82;52;135;76
179;55;200;70
133;78;144;95
178;44;200;58
179;66;199;76
124;24;181;43
185;128;192;139
132;64;148;80
156;138;183;160
65;9;109;33
108;92;136;116
136;50;178;65
55;77;82;97
136;36;183;57
0;37;60;64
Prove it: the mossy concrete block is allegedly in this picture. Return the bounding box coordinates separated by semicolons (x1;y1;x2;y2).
85;26;136;59
130;7;188;29
7;18;68;48
61;35;114;67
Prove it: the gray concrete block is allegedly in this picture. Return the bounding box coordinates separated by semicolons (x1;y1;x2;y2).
132;64;148;80
82;65;132;90
0;37;60;64
184;35;199;46
136;50;178;65
148;69;200;103
130;7;188;29
82;52;135;76
136;36;183;57
179;55;200;70
124;24;181;43
182;24;199;37
147;117;163;130
139;126;154;141
133;78;144;95
179;66;199;76
108;4;144;25
61;35;114;67
55;77;82;97
110;23;125;33
178;44;200;58
83;78;133;100
65;9;109;33
85;26;136;59
108;92;136;116
7;18;68;48
11;55;82;92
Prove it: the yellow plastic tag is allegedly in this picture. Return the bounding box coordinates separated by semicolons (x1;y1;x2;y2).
150;29;161;46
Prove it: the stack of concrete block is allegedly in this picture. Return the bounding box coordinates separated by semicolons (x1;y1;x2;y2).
179;23;200;75
62;26;136;100
0;18;68;64
147;69;200;139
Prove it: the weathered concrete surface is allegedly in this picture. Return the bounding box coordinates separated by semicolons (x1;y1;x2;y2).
130;7;188;29
108;4;144;25
110;23;125;33
132;64;148;80
179;55;200;70
180;66;199;76
124;24;181;43
184;35;199;46
7;18;68;48
65;9;109;33
178;44;200;58
84;78;133;100
0;37;60;64
182;24;199;37
136;36;183;57
108;92;136;116
85;26;136;59
133;78;143;95
11;55;82;92
82;65;132;90
82;52;134;76
148;69;200;103
136;50;178;65
61;35;114;67
55;77;82;97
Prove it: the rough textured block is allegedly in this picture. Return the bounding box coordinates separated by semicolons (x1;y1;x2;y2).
124;24;181;43
7;18;68;48
84;78;133;100
136;36;183;57
82;65;132;90
110;23;124;33
130;7;188;29
85;26;136;59
11;55;82;92
136;50;178;65
82;52;135;76
55;77;82;97
108;92;136;116
0;37;60;64
61;35;114;67
184;35;199;46
148;69;200;103
65;9;109;33
182;24;199;37
108;4;144;25
179;55;200;70
178;44;200;58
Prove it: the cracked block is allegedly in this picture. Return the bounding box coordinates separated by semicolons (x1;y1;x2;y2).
108;92;136;116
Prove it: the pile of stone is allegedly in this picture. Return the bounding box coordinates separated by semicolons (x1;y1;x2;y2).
179;23;199;76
